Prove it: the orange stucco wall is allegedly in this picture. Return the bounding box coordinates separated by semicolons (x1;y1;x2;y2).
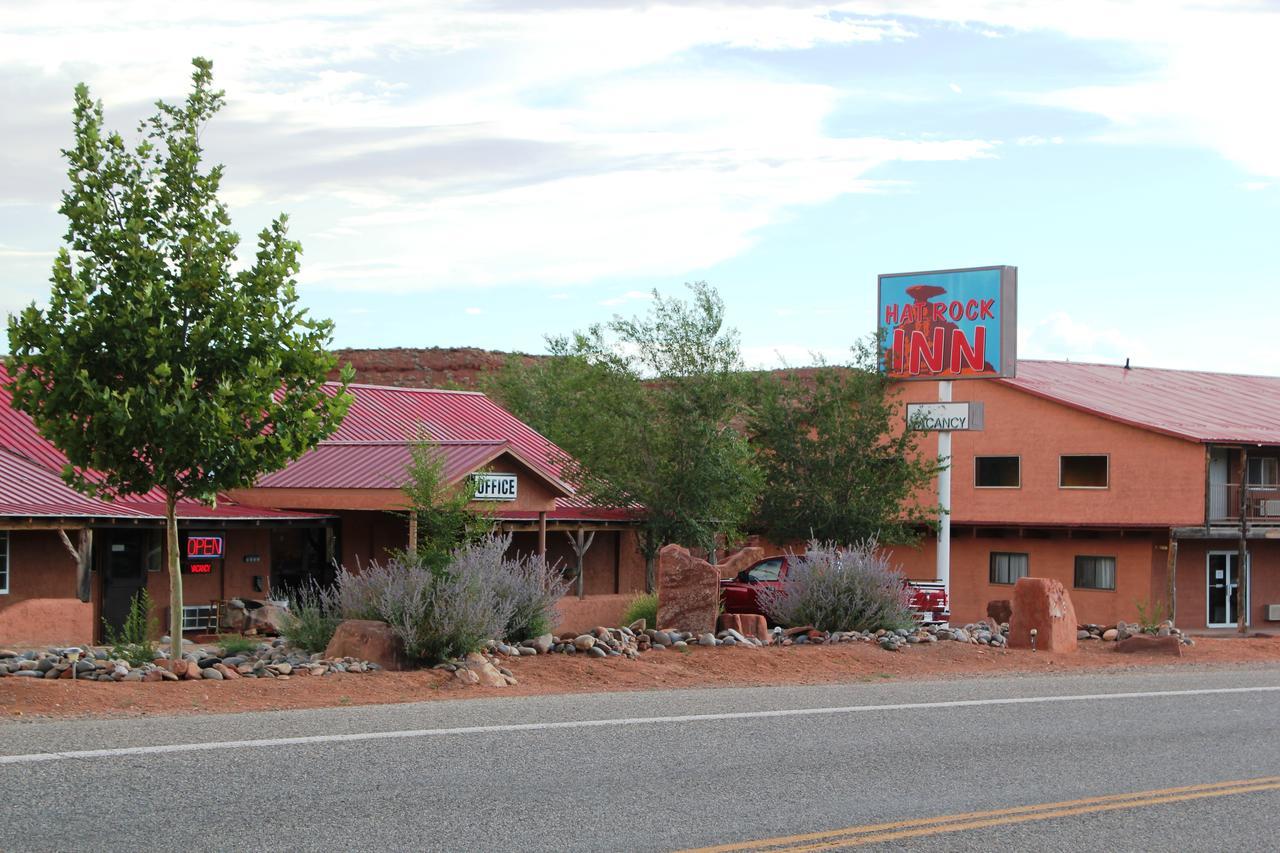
0;530;94;645
1173;539;1280;629
554;594;635;634
894;379;1207;527
885;532;1167;626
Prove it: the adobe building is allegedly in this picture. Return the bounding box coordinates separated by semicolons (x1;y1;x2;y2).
0;369;645;645
886;360;1280;631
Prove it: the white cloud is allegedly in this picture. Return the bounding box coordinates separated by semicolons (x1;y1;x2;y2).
948;82;963;94
600;290;654;307
0;2;994;295
1018;310;1153;366
464;307;483;315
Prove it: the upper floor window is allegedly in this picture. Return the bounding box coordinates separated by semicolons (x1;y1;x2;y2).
975;456;1020;488
989;552;1029;585
1247;457;1279;487
1060;455;1109;489
1074;555;1116;590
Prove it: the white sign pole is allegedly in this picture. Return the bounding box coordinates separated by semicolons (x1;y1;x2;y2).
936;380;952;597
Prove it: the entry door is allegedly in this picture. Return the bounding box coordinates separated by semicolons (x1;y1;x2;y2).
100;532;147;635
1207;552;1249;627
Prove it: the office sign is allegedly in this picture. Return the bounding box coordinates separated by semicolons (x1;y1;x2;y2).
879;266;1017;380
472;473;518;501
907;402;984;432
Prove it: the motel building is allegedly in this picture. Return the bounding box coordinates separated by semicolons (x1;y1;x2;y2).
887;360;1280;631
0;368;646;646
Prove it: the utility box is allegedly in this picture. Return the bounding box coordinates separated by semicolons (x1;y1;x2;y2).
1265;604;1280;622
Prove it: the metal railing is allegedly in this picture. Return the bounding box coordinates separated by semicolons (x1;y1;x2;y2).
1209;483;1280;524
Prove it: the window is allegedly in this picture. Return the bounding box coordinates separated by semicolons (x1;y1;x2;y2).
1074;556;1116;590
1247;457;1279;487
746;558;784;583
1060;455;1109;488
989;552;1029;585
0;531;7;594
181;605;218;632
975;456;1020;488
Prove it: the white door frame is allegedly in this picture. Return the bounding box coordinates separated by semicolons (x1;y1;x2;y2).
1206;550;1251;628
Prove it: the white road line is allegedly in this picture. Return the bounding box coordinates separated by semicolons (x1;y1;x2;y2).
2;684;1277;766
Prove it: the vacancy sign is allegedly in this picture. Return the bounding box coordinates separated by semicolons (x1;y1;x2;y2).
879;266;1017;381
907;402;985;432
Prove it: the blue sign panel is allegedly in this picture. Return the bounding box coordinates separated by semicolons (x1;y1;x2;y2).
878;266;1017;380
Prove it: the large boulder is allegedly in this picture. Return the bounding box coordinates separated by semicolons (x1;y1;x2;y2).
1114;635;1183;656
1007;578;1078;653
986;599;1012;625
716;547;766;580
717;612;771;644
324;620;406;671
657;544;720;635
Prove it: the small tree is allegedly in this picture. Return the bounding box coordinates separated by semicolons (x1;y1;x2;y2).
490;283;762;589
6;58;352;655
400;440;494;574
749;337;941;546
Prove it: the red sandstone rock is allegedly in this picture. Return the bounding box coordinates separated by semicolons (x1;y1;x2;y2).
182;662;202;681
656;544;721;635
987;600;1013;625
716;612;770;643
324;620;406;671
143;670;164;683
717;547;766;580
1114;635;1183;656
783;625;815;638
1007;578;1078;653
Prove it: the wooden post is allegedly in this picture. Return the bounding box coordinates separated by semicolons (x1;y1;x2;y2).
1165;530;1177;625
58;528;94;603
537;511;547;558
407;513;418;559
565;528;596;600
1237;448;1249;635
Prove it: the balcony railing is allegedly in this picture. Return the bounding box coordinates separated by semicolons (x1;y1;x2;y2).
1208;483;1280;525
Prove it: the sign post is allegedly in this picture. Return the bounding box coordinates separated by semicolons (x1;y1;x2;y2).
879;266;1017;608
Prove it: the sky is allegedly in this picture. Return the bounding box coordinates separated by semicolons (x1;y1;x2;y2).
2;1;1278;374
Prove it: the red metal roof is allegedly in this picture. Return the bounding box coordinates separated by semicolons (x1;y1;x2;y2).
305;382;601;509
1001;361;1280;445
0;448;151;518
255;440;569;492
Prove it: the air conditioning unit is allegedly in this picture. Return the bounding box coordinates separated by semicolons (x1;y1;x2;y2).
1265;604;1280;622
1262;500;1280;517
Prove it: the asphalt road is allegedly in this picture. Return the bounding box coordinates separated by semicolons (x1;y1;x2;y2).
3;666;1280;852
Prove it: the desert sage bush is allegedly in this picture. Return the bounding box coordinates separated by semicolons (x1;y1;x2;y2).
759;540;915;632
335;533;566;663
279;578;343;653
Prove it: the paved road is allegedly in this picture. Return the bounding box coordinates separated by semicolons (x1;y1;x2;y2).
3;666;1280;851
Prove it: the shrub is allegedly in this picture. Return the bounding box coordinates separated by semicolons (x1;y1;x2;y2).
759;540;915;632
487;541;568;642
103;589;157;667
335;534;568;663
622;592;658;629
279;578;343;653
1134;598;1172;634
217;633;259;657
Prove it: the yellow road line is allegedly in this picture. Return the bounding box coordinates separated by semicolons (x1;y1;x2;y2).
676;776;1280;853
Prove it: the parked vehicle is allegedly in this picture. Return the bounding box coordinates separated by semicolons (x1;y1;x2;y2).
719;555;951;625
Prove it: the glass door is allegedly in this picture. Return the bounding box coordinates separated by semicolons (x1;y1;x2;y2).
1207;551;1249;627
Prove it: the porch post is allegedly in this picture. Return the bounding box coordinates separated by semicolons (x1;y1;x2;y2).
406;513;418;559
537;511;547;558
1237;448;1249;635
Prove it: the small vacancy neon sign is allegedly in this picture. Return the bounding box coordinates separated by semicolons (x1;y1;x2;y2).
878;266;1017;380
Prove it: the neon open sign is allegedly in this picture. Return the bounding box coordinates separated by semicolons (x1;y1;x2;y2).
186;536;224;558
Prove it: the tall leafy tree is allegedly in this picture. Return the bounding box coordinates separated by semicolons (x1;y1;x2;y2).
400;440;494;574
491;283;761;589
749;338;942;546
6;58;352;653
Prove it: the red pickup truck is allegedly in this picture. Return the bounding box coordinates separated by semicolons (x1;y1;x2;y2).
719;555;950;626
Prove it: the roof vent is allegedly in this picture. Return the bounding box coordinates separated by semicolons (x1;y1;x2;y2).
1124;358;1131;370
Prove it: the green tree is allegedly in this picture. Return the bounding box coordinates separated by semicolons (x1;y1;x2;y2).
490;282;762;589
749;338;941;546
6;58;352;655
400;440;494;574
